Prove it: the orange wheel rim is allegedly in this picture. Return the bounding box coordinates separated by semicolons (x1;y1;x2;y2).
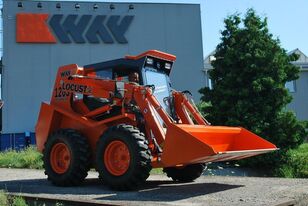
104;140;130;176
50;143;71;174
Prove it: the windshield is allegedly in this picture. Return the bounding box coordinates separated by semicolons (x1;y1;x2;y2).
144;68;171;114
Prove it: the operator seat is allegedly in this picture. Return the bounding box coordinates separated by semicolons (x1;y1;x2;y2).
83;95;110;111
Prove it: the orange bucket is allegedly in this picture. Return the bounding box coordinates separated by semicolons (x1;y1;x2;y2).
161;124;278;167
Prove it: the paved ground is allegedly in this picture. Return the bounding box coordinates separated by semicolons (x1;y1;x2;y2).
0;168;307;206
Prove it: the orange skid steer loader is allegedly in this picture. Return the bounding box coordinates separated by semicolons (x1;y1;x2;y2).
36;50;277;190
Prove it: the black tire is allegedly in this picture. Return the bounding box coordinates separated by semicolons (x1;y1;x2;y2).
163;163;206;182
96;124;152;190
43;129;91;186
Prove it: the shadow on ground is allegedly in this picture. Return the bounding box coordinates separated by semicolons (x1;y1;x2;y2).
0;178;243;202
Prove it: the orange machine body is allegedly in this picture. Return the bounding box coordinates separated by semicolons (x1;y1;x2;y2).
36;50;278;169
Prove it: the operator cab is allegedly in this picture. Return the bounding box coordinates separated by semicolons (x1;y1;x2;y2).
126;51;175;115
83;50;176;115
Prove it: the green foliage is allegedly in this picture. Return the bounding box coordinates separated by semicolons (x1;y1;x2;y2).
0;146;43;169
0;191;29;206
279;143;308;178
151;168;163;175
302;121;308;137
0;190;8;206
199;9;308;169
11;196;28;206
196;101;212;118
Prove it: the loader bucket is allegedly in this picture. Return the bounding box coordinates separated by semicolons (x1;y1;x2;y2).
161;124;278;167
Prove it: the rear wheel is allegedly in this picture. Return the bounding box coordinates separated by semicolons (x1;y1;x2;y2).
163;163;206;182
43;129;91;186
96;124;152;190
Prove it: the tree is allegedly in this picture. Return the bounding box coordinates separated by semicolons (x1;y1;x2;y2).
199;9;307;169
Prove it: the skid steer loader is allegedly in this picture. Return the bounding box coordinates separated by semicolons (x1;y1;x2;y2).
36;50;278;190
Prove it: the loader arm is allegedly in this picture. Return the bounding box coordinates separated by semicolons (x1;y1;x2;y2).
173;91;208;125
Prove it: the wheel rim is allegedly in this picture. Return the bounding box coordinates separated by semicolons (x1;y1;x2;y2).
104;140;130;176
50;143;71;174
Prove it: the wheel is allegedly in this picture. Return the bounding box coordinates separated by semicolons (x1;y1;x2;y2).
163;163;206;182
43;129;91;186
96;124;152;190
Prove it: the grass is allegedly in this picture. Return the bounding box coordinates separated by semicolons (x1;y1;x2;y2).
0;146;43;169
279;143;308;178
150;168;163;175
11;196;28;206
0;191;28;206
0;190;8;206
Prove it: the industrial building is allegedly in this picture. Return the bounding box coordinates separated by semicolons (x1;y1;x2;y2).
0;0;205;150
285;49;308;120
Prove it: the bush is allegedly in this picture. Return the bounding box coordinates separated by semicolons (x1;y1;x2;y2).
0;146;43;169
278;143;308;178
302;121;308;141
199;9;308;169
0;191;28;206
11;196;28;206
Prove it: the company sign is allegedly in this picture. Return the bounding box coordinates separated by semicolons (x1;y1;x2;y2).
16;13;134;44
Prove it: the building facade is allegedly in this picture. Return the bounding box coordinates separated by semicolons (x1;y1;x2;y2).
0;0;205;150
286;49;308;120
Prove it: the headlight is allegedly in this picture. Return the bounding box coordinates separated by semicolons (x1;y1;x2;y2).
165;63;171;70
146;58;153;65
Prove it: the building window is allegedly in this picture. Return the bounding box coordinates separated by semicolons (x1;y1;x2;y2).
208;78;213;90
285;80;296;92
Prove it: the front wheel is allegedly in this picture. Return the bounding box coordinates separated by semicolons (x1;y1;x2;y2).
96;124;152;190
163;163;206;182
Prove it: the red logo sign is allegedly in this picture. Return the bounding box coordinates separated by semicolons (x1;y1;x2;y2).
16;13;56;43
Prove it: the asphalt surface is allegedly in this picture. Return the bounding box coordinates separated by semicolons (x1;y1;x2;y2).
0;168;307;206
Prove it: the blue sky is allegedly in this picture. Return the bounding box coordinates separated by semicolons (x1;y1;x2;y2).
202;0;308;56
1;0;308;57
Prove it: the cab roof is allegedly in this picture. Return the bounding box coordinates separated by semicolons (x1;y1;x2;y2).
125;50;176;62
84;50;176;76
